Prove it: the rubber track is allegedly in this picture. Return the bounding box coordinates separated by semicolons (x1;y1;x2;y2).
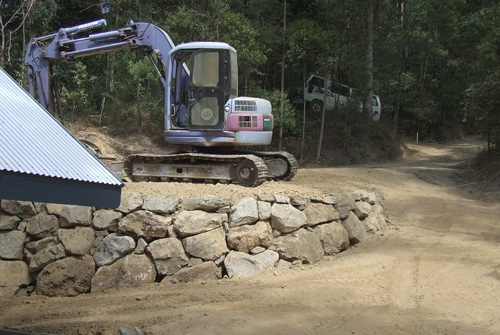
124;152;268;187
233;150;298;181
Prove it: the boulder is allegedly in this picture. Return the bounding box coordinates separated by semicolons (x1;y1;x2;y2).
91;254;156;292
29;243;67;273
46;203;64;215
0;260;31;295
93;234;135;267
1;200;36;218
0;230;26;260
271;203;307;233
229;197;259;227
146;238;189;275
182;227;228;261
253;249;280;269
257;201;272;221
91;230;109;255
93;209;122;231
117;192;144;213
353;201;372;220
167;261;220;284
226;221;272;253
270;229;324;264
257;194;275;203
289;195;308;207
224;251;262;279
25;236;59;255
183;195;231;212
174;210;227;237
303;203;340;227
118;210;171;242
0;213;21;230
58;227;95;256
25;212;59;239
135;238;148;254
362;204;388;233
143;195;182;214
274;195;290;204
313;221;350;255
58;205;93;228
330;193;356;219
342;212;368;244
36;255;95;297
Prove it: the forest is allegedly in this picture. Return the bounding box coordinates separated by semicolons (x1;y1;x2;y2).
1;0;500;165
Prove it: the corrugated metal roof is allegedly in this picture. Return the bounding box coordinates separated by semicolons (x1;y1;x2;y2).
0;67;123;187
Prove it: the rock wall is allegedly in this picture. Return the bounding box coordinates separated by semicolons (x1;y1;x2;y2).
0;190;391;297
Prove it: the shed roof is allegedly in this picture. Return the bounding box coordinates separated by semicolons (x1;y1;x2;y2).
0;67;123;207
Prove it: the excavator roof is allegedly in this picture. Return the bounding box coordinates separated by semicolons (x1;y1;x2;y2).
170;41;236;54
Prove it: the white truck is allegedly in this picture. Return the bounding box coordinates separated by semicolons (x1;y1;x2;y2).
294;75;381;121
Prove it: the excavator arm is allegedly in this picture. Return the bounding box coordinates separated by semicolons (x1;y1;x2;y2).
25;19;180;112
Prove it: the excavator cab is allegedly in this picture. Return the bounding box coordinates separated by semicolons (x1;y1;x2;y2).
169;44;237;131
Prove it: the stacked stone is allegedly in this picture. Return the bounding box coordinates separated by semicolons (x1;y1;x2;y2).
0;190;389;297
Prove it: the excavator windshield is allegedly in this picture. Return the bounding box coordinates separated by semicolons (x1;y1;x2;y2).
170;44;237;130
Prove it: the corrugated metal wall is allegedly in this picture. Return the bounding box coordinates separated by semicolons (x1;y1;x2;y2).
0;67;122;187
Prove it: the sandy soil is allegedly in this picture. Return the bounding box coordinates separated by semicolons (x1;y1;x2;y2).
1;136;500;335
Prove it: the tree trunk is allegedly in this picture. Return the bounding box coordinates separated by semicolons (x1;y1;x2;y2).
363;0;374;120
279;0;287;151
137;79;142;133
300;57;306;163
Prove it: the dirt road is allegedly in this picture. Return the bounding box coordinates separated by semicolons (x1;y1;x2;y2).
1;137;499;335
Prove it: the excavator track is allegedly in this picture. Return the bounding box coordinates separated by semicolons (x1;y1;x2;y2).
232;150;298;182
124;152;269;187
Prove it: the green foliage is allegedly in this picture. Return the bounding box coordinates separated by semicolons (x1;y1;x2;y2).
2;0;500;164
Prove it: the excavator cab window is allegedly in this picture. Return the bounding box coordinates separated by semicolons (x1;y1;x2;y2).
171;48;234;130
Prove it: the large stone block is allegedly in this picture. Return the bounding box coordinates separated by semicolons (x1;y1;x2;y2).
330;193;356;220
58;227;95;256
117;192;144;213
146;238;189;275
1;200;36;218
59;205;93;228
271;203;307;233
342;212;368;243
227;221;272;253
182;227;228;261
353;201;372;220
229;197;259;227
93;209;122;232
313;221;350;255
29;243;67;273
303;203;340;227
36;255;95;297
118;210;171;242
167;261;220;284
224;251;262;279
0;213;21;230
183;195;232;212
91;254;156;292
143;195;182;214
93;233;135;267
0;260;32;295
270;229;324;264
174;210;227;237
0;230;26;260
26;212;59;239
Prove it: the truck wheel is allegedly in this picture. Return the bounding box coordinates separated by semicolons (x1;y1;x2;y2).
309;100;323;113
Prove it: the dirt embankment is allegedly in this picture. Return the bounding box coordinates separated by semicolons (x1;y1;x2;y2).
1;136;499;335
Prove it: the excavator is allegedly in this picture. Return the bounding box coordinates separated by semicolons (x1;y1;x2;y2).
24;19;297;187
